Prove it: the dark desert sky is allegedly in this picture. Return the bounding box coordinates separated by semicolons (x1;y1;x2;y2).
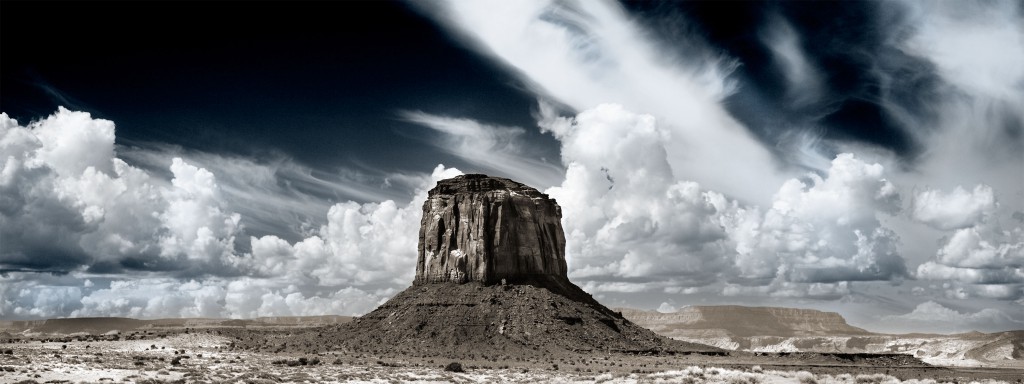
2;1;1022;333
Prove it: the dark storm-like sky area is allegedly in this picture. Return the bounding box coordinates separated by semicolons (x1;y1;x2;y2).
1;1;552;174
624;0;927;155
2;1;919;178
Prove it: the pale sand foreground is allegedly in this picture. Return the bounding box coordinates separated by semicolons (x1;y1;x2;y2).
0;360;1016;384
2;332;1021;383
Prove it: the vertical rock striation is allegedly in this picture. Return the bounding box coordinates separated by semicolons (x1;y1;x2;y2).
415;174;567;285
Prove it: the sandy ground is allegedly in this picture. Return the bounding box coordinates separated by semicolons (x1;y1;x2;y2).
1;329;1021;384
666;334;1024;370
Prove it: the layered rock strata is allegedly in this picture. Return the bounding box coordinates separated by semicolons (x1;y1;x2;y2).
415;174;567;285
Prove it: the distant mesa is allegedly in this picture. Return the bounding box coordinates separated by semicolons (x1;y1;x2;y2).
0;316;352;335
619;306;1024;366
619;306;870;339
252;174;720;356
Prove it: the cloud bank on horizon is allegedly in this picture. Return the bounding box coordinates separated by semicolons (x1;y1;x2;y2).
1;0;1022;334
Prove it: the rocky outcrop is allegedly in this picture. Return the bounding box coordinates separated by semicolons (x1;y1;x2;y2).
415;174;567;285
262;174;722;357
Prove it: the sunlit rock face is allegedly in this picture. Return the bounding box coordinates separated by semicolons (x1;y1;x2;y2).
414;174;567;285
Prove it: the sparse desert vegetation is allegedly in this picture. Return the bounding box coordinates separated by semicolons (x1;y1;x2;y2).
1;325;1022;384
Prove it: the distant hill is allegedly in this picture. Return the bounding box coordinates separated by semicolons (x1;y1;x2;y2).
618;305;869;339
617;305;1023;368
0;315;353;335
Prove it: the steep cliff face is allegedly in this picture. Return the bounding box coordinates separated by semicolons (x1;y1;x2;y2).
415;174;567;285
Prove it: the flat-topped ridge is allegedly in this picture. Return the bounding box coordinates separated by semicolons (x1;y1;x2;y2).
428;174;550;199
618;305;870;338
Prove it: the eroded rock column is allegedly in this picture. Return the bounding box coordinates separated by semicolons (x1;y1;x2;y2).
414;174;567;285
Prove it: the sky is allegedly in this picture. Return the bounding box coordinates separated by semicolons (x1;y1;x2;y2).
1;0;1022;334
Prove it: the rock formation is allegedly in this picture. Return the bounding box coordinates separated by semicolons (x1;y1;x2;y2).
415;174;566;285
263;174;720;357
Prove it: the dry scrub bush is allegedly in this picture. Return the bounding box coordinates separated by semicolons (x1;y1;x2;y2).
796;370;818;384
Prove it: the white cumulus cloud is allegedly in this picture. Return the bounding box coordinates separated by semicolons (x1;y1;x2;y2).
913;184;1023;299
935;226;1023;270
247;164;463;287
541;104;907;295
724;153;905;285
0;108;249;276
543;104;732;285
158;158;242;269
912;185;995;230
0;108;465;320
882;300;1024;334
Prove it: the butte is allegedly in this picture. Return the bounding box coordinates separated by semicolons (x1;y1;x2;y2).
276;174;718;358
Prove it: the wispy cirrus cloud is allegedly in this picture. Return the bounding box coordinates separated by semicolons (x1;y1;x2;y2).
415;0;788;205
400;110;564;189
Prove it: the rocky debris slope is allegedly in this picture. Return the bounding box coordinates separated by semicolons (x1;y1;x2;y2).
964;331;1024;363
260;282;720;357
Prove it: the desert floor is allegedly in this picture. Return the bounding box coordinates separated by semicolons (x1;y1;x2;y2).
1;328;1022;384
